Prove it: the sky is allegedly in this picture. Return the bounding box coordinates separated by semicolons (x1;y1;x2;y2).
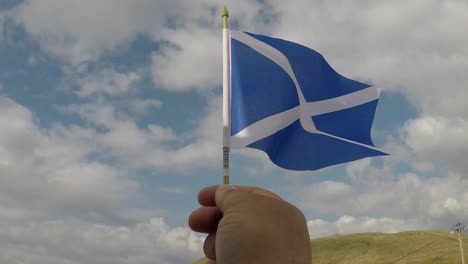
0;0;467;263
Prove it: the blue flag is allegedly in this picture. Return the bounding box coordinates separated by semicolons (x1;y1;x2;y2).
228;31;388;171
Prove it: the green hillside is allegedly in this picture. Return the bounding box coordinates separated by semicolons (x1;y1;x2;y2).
193;231;467;264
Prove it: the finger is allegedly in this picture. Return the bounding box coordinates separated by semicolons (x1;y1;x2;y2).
205;259;216;264
203;233;217;260
215;185;284;213
198;185;219;206
199;185;282;207
188;206;221;233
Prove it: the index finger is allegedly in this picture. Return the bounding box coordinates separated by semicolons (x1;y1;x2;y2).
198;185;218;206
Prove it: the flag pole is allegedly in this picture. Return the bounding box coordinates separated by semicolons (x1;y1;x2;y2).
459;231;465;264
222;6;230;185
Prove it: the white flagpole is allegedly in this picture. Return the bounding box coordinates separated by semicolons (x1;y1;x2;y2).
222;6;230;185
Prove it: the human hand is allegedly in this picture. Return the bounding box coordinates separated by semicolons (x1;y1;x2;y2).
189;185;312;264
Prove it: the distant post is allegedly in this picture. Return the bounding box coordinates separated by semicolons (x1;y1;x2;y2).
459;231;465;264
452;223;466;264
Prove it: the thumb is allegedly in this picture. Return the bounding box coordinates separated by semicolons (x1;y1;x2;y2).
215;184;239;213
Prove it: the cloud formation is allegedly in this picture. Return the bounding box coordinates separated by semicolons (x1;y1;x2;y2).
63;94;221;171
0;96;135;221
0;96;204;263
12;0;180;63
0;218;203;264
307;216;421;239
297;159;468;236
402;116;468;174
76;68;142;98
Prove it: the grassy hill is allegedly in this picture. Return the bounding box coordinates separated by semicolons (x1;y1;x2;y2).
193;231;468;264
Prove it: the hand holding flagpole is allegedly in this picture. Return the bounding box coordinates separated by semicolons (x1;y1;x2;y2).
222;6;230;184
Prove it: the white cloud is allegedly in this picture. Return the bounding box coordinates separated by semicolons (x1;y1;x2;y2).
0;218;203;264
10;0;275;91
0;96;204;263
402;115;468;174
410;161;435;173
76;68;141;98
0;97;166;228
63;102;118;128
128;95;222;170
299;181;353;215
0;96;137;221
151;27;221;91
297;160;468;230
129;99;163;116
12;0;180;64
101;121;176;157
63;95;221;171
301;170;465;238
307;216;422;239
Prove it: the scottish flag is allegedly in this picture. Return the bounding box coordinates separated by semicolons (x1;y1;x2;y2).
228;31;388;170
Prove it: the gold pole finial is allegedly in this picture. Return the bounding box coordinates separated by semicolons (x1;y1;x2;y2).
222;6;229;29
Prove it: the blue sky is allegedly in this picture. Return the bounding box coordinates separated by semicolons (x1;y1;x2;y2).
1;1;467;263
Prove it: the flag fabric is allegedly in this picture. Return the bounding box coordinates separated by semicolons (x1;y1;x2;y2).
228;30;388;171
